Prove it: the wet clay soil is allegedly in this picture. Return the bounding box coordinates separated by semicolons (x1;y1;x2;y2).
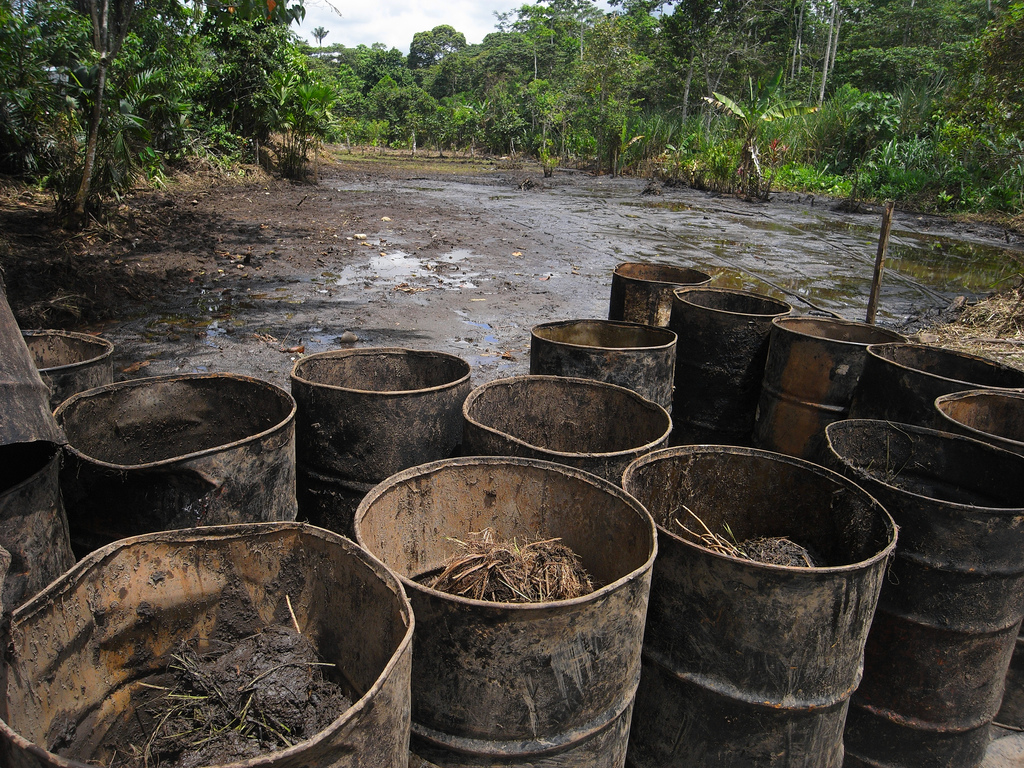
2;151;1023;392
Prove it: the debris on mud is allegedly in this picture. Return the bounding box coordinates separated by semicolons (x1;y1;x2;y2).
918;281;1024;370
84;625;352;768
669;506;822;567
421;528;595;602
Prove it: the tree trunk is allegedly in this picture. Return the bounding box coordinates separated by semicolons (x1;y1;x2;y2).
71;59;106;223
818;0;839;106
681;57;694;121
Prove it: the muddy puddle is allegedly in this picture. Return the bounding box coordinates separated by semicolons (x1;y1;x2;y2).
101;164;1024;389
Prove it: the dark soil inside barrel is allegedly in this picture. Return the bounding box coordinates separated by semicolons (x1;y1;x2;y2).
416;531;596;603
667;510;824;567
81;625;352;768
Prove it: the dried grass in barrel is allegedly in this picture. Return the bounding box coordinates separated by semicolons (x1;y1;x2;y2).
426;528;595;603
668;505;820;568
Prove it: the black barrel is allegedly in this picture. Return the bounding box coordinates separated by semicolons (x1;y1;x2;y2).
608;262;711;327
355;456;657;767
22;330;114;410
849;343;1024;429
0;286;73;613
826;420;1024;768
753;316;905;459
670;288;792;445
621;446;896;767
935;388;1024;455
934;389;1024;731
291;348;471;537
55;373;297;556
530;319;677;410
462;375;672;483
0;523;414;768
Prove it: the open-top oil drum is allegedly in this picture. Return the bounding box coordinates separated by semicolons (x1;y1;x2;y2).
462;375;671;483
22;330;114;410
530;319;677;410
291;348;470;537
670;287;793;445
753;316;905;459
850;343;1024;429
55;373;297;556
622;445;896;767
0;522;414;768
826;419;1024;768
608;262;711;327
0;286;73;614
355;456;657;767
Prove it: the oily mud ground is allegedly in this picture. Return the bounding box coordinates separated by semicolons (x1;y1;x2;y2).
3;150;1024;390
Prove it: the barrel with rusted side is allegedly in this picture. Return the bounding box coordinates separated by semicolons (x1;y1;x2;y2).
462;375;672;483
55;373;297;556
621;446;896;767
22;330;114;410
0;522;414;768
670;287;792;445
826;420;1024;768
291;348;471;537
849;343;1024;429
530;319;677;410
608;262;711;327
355;456;657;768
753;316;905;459
0;287;73;613
934;389;1024;730
0;442;73;612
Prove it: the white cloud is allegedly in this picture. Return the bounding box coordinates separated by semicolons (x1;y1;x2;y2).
294;0;524;53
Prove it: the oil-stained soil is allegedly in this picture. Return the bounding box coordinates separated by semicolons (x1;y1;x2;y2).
2;151;1023;392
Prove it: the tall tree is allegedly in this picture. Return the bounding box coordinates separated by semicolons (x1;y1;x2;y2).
312;25;327;46
408;24;467;69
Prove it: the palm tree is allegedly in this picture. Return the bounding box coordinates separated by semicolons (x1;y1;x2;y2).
313;26;328;47
705;69;817;200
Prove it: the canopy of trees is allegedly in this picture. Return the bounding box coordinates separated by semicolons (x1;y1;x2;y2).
2;0;1022;217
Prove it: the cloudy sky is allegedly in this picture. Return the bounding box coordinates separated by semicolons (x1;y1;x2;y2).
293;0;612;53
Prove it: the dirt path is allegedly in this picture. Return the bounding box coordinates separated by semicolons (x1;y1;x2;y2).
3;153;1022;390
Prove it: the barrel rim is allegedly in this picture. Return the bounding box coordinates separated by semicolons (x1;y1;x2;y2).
865;342;1024;389
21;329;115;373
673;286;793;318
770;315;907;346
354;455;659;611
531;318;677;351
53;372;297;471
826;418;1024;514
462;374;672;459
612;261;712;286
290;346;471;396
934;388;1024;451
1;521;415;768
622;444;898;574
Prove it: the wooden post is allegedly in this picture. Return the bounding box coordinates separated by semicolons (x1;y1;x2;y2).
865;200;895;325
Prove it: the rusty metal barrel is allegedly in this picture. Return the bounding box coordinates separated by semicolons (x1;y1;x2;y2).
608;262;711;327
22;330;114;410
54;373;297;556
935;389;1024;731
621;446;896;767
354;456;657;767
0;287;74;614
291;348;471;537
849;343;1024;429
530;319;677;410
826;419;1024;768
935;389;1024;455
670;287;792;445
753;316;905;459
0;522;414;768
462;375;672;483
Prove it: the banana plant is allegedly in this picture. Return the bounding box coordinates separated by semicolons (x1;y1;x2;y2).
705;69;816;199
